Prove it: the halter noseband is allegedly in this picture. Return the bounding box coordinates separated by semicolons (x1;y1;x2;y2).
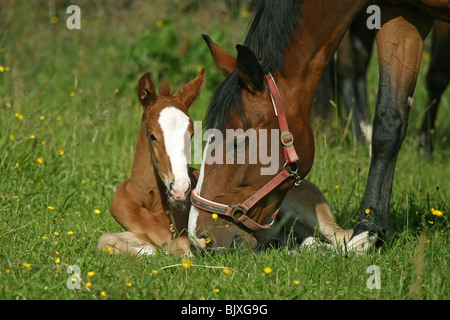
190;73;302;231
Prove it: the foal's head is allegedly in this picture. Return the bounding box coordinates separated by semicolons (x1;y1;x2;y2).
137;69;205;203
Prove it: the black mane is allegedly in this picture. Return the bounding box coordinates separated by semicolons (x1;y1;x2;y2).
205;0;303;130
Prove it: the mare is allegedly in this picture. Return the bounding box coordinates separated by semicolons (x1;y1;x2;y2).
98;69;205;255
188;0;450;250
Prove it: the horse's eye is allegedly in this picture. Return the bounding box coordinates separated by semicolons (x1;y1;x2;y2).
149;133;157;142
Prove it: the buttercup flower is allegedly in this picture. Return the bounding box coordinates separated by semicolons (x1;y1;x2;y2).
223;268;231;275
264;267;272;274
431;208;443;217
181;258;192;269
212;213;218;220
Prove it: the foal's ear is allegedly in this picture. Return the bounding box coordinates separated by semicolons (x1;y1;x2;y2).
175;68;206;109
202;34;236;76
236;45;265;93
137;72;157;109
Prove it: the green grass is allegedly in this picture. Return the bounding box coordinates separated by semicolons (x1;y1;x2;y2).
1;1;449;300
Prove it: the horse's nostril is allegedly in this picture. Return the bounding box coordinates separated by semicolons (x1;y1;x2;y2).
169;181;175;191
184;182;192;197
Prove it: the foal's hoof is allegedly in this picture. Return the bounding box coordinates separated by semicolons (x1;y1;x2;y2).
346;231;378;253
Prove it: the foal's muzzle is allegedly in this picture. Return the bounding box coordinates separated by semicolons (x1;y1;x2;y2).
168;181;191;202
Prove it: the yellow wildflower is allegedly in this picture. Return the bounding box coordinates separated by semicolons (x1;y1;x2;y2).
222;268;231;275
54;232;60;236
42;236;49;240
181;258;192;269
100;291;107;297
152;270;158;275
212;213;218;220
156;20;164;28
264;267;272;274
431;208;443;217
70;91;76;97
67;231;74;236
6;269;11;274
58;149;64;156
214;288;220;293
22;263;31;269
50;16;59;24
0;66;4;72
126;283;132;287
94;209;101;214
54;257;60;264
47;205;54;210
37;156;44;164
293;280;300;285
205;237;212;244
9;135;15;142
88;271;95;277
365;208;371;214
85;282;92;287
40;116;45;120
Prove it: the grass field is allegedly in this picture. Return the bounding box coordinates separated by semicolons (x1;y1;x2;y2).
1;1;449;301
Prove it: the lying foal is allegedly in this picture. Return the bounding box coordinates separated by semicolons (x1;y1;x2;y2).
98;69;205;256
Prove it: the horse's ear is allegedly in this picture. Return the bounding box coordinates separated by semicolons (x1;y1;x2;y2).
236;45;265;93
138;72;157;109
202;34;236;76
175;68;206;109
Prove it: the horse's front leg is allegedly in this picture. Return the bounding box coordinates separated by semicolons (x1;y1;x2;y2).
352;6;433;245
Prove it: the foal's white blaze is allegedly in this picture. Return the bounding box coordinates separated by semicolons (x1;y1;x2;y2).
158;107;191;199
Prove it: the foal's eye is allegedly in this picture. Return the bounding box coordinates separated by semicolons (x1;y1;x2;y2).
148;133;157;142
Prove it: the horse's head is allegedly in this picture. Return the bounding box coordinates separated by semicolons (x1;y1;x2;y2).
188;37;305;250
137;69;205;204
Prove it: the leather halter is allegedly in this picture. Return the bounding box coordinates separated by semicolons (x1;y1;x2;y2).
190;73;302;231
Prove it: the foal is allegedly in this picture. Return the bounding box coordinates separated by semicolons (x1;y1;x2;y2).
98;69;205;256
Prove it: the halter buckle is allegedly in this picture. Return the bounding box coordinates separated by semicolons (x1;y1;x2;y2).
283;161;302;187
230;204;246;223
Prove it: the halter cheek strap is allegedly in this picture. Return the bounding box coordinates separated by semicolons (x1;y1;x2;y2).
190;72;302;232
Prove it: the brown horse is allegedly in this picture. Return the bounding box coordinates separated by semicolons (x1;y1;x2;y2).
98;69;205;255
188;0;449;250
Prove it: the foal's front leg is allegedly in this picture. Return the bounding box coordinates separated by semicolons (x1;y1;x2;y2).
352;6;433;244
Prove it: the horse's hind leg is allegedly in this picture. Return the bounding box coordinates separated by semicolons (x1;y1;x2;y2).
420;20;450;158
352;6;433;245
98;231;157;256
